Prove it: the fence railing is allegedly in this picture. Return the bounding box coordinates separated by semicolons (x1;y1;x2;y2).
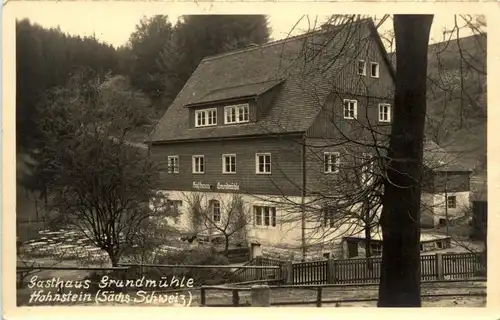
230;256;287;284
199;279;487;307
251;252;486;285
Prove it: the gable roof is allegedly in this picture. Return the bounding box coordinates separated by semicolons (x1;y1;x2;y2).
149;18;395;143
423;140;471;172
185;79;285;107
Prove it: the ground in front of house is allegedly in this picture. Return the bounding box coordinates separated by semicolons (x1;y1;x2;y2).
18;280;485;307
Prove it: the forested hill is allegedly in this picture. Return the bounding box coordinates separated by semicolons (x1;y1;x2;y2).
389;34;487;173
16;19;119;151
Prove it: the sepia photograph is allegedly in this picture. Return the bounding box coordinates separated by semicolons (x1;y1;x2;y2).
10;2;489;311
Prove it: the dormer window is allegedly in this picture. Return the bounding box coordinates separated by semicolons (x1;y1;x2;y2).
195;108;217;127
225;104;250;124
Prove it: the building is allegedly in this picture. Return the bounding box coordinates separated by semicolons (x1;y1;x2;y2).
420;140;473;228
148;19;470;260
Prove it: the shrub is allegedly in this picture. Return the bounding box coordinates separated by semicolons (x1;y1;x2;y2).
145;246;232;286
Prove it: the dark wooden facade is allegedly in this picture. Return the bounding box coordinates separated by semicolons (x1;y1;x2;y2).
150;135;305;197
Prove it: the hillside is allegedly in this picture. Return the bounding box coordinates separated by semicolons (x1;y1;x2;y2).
389;34;487;173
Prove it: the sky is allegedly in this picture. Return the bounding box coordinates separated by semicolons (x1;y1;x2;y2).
10;2;481;49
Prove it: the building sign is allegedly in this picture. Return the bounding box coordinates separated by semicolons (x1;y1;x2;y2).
192;181;211;190
217;182;240;191
192;181;240;191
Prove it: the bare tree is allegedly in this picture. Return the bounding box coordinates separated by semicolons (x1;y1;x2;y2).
31;72;178;266
182;192;251;254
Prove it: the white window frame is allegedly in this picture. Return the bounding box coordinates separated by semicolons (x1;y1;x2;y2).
378;103;391;122
370;243;382;256
192;155;205;174
224;103;250;124
255;153;272;174
324;152;340;174
195;108;217;128
357;60;366;76
370;62;380;78
447;195;457;209
253;205;277;228
211;200;221;223
167;156;179;174
343;99;358;119
222;154;236;174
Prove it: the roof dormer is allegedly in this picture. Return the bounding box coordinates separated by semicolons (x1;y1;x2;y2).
185;79;285;129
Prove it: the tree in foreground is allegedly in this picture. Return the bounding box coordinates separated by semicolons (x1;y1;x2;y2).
377;14;434;307
33;72;177;266
182;192;250;254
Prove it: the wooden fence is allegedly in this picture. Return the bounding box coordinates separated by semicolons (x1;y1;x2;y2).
233;252;486;285
199;279;487;307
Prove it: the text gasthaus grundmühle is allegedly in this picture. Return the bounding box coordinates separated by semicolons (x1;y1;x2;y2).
27;275;195;305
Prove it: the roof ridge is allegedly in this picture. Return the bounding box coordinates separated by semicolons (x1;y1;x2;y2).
201;18;372;63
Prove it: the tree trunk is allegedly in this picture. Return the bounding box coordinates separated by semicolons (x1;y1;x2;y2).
106;249;120;267
378;15;433;307
364;199;373;271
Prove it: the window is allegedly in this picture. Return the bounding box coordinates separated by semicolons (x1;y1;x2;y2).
192;155;205;173
222;154;236;174
167;200;182;224
211;200;221;223
254;206;277;227
324;152;340;174
378;104;391;122
447;196;457;208
321;206;337;228
439;218;447;226
256;153;271;174
195;108;217;127
343;99;357;119
436;241;443;249
167;200;183;210
167;156;179;173
225;104;250;124
370;243;382;256
370;62;379;78
357;60;366;75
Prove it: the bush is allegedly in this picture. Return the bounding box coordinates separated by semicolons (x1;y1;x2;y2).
145;246;232;286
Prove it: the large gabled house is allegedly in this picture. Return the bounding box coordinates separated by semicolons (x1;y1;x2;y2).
147;18;469;260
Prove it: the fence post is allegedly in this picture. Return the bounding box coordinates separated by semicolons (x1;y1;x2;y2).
327;259;336;284
256;256;262;280
316;287;322;307
232;289;240;306
286;260;293;284
200;287;206;307
436;253;444;280
251;285;270;307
